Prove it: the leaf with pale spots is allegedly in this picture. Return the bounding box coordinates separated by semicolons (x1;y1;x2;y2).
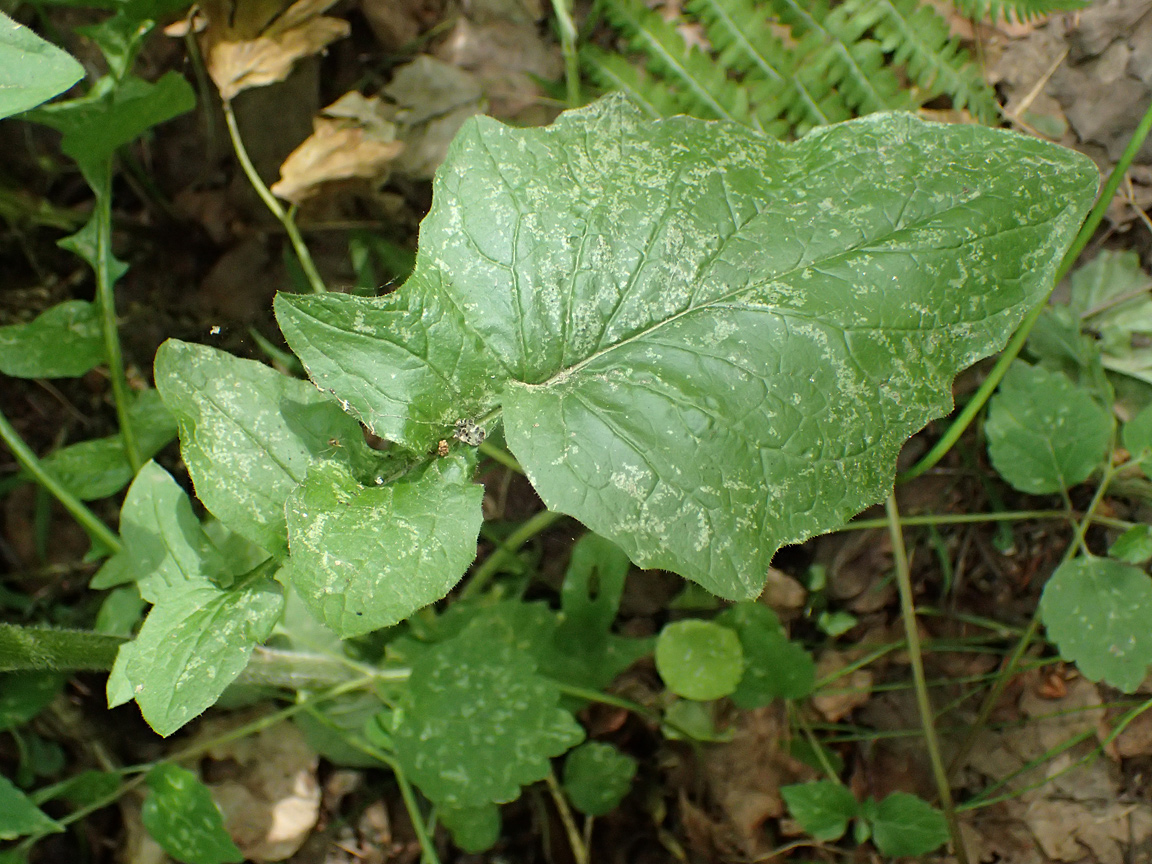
392;615;585;808
142;764;242;864
986;361;1113;495
155;339;376;556
1040;556;1152;692
104;463;285;736
276;94;1097;600
285;455;484;638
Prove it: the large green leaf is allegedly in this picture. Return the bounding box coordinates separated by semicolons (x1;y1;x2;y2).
277;96;1097;599
285;455;484;638
142;764;242;864
0;11;83;119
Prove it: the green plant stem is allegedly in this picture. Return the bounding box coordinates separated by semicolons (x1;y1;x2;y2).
394;763;442;864
221;100;327;295
899;97;1152;483
546;768;588;864
0;407;122;553
459;508;567;599
885;492;969;864
549;0;581;107
93;176;143;473
947;458;1120;779
478;440;524;474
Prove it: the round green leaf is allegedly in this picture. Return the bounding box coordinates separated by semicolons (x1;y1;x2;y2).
781;781;858;842
1040;556;1152;692
562;741;638;816
655;619;743;700
986;361;1112;494
277;96;1097;601
142;764;242;864
866;792;949;857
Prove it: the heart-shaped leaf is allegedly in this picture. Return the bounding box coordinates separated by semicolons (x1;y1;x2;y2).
277;96;1097;599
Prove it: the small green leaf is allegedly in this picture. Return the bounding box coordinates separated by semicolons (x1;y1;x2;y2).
1109;525;1152;565
0;774;62;840
285;455;483;638
0;300;103;378
155;339;371;556
558;533;631;644
1040;556;1152;692
393;615;585;808
716;602;814;705
36;389;177;500
439;804;501;853
655;619;743;701
661;699;733;742
781;781;858;842
0;11;83;119
1123;402;1152;466
111;569;284;735
94;586;146;638
562;741;637;816
46;770;122;808
27;72;195;177
0;673;63;732
865;792;949;857
142;764;242;864
986;361;1112;494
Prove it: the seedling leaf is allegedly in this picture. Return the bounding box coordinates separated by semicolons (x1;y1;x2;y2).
392;615;585;807
285;456;484;638
277;96;1097;599
142;764;242;864
562;741;638;815
866;792;949;857
655;619;743;700
986;361;1112;494
1040;556;1152;692
781;781;858;842
1108;524;1152;565
0;774;62;839
0;673;64;732
0;11;83;119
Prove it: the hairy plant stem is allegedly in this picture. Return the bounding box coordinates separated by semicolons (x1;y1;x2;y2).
0;408;121;553
459;508;567;599
885;492;969;864
93;176;143;473
546;768;589;864
898;97;1152;483
222;100;327;295
947;458;1120;779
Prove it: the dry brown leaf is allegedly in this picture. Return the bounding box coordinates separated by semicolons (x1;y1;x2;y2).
811;650;873;722
197;0;350;100
199;720;321;862
271;93;403;204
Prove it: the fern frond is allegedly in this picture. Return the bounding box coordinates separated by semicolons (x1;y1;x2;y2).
833;0;998;123
769;0;915;114
581;46;686;119
950;0;1087;23
686;0;852;132
596;0;758;126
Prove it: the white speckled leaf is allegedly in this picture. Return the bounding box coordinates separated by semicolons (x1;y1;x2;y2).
985;361;1112;495
393;615;585;807
142;764;242;864
111;568;284;736
276;95;1098;599
285;455;484;638
155;339;370;556
1040;557;1152;693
